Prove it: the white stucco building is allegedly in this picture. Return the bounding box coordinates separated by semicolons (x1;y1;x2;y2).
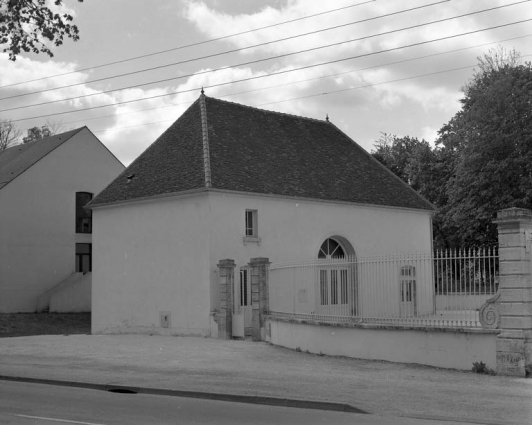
89;94;433;337
0;127;124;313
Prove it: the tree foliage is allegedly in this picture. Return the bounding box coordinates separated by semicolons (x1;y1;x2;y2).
0;0;83;61
372;48;532;248
0;118;21;150
442;58;532;246
22;124;52;143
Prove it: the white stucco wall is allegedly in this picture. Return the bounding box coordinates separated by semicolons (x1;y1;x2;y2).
204;191;433;314
267;319;498;370
49;272;92;313
91;189;432;336
91;194;212;336
0;128;124;312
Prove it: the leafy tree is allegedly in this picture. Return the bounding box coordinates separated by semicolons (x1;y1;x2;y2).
373;48;531;248
0;118;21;150
0;0;83;61
372;133;432;192
372;133;457;249
22;124;52;143
441;57;532;246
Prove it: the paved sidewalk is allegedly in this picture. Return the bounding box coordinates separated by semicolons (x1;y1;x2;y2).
0;334;530;424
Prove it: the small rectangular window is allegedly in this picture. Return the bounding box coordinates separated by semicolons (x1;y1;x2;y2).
76;243;92;273
245;209;257;237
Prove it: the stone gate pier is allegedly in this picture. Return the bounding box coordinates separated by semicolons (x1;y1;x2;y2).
492;208;532;376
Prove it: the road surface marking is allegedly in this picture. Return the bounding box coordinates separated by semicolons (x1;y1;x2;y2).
15;414;106;425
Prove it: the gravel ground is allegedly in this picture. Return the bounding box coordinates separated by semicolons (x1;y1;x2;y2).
0;334;530;424
0;313;90;337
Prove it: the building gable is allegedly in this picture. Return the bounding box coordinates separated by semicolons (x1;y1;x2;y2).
0;128;83;191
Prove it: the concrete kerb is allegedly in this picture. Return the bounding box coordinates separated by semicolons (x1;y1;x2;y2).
0;375;366;414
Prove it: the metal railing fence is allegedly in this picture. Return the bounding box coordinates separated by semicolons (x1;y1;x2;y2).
268;248;498;329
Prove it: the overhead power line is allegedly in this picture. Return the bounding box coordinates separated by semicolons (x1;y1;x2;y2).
7;17;532;123
92;51;532;135
61;34;532;128
1;1;527;114
1;0;450;101
257;53;532;107
0;0;376;90
85;65;481;134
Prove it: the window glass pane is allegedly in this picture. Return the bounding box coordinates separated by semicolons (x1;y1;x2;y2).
340;269;348;304
331;270;338;305
245;210;256;236
81;255;91;273
319;240;330;256
318;238;345;259
76;243;91;254
319;270;328;305
76;192;93;233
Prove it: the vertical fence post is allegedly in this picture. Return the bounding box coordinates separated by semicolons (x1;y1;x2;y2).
217;259;235;340
492;208;532;376
249;257;271;341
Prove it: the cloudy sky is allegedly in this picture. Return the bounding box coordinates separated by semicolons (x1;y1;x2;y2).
0;0;530;165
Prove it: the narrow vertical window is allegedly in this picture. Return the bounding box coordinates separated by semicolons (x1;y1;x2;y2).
76;192;93;233
245;209;257;237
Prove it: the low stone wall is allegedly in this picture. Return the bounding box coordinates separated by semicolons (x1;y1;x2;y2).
266;315;498;371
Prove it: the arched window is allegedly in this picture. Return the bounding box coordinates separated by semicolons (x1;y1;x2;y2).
317;237;352;313
318;238;346;259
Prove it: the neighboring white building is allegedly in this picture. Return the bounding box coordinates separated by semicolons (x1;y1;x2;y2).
0;127;124;313
89;94;433;336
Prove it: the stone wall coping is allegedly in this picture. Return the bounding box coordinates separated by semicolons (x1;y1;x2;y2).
249;257;271;265
217;259;236;268
494;208;532;223
266;314;501;335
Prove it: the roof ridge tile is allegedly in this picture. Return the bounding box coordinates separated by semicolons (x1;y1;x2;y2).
199;93;212;188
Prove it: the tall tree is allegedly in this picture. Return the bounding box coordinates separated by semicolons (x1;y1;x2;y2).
441;56;532;246
0;0;83;61
372;133;458;249
0;118;21;150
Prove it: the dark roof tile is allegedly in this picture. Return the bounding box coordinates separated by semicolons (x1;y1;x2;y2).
90;95;433;211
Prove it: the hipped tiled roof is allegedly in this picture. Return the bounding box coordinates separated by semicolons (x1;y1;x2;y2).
0;128;84;190
90;95;433;211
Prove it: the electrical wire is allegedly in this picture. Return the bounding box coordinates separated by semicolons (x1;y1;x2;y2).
3;0;529;113
0;0;376;90
60;34;532;128
0;0;451;101
92;51;532;134
7;17;532;123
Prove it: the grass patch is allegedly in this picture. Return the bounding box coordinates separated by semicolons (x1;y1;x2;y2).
0;313;91;338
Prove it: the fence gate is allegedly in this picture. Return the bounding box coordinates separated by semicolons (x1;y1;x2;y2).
232;268;252;338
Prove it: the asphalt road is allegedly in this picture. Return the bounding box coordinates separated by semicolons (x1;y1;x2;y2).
0;380;477;425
